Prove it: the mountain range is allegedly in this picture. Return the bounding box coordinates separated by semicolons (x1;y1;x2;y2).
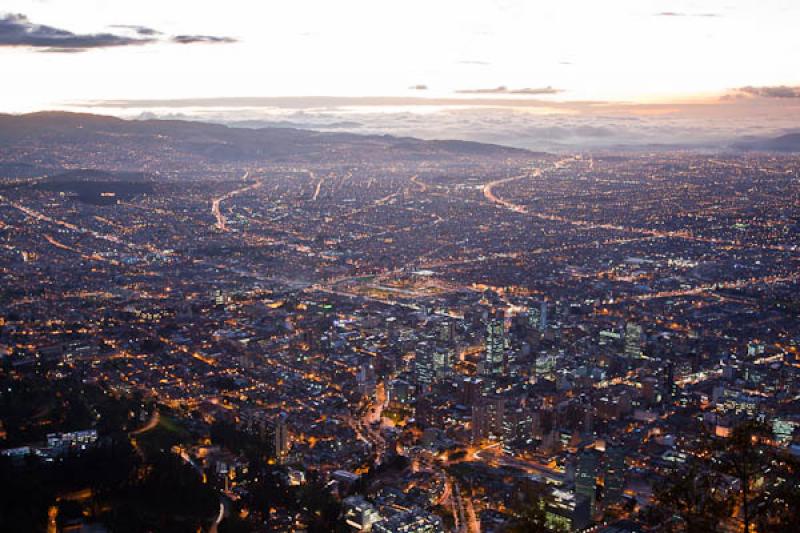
0;112;535;174
732;132;800;152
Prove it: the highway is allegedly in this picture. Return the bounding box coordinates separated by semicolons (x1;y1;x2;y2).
130;409;160;436
483;162;798;255
310;170;324;201
210;171;259;231
0;194;170;257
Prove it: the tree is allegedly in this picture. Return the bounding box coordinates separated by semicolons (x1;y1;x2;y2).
751;451;800;533
104;451;219;533
714;421;771;533
654;420;798;533
505;483;567;533
654;462;732;532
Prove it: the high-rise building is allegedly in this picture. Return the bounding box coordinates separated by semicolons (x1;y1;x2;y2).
439;320;455;343
539;301;548;332
664;361;678;404
432;346;452;380
604;446;626;506
546;489;591;532
461;377;484;406
502;407;533;453
575;449;599;514
471;395;505;442
414;342;434;389
272;412;291;464
624;322;643;359
357;361;377;398
482;309;506;376
528;305;541;330
213;288;229;306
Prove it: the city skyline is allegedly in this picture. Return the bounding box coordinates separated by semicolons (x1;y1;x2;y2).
1;3;799;533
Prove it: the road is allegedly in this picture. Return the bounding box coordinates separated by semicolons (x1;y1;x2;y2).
351;382;391;464
482;161;797;255
451;480;480;533
0;194;169;257
208;501;226;533
310;170;324;201
470;441;564;482
130;409;160;436
625;273;800;301
210;171;259;231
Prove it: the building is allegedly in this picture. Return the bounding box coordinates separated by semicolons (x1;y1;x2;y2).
372;508;444;533
624;322;643;359
502;407;533;452
439;320;455;343
357;361;377;398
663;362;678;404
482;309;506;376
461;377;484;406
539;301;548;332
528;305;541;330
388;379;416;411
342;495;382;531
472;395;505;442
575;449;600;514
604;446;626;506
546;488;591;532
46;429;98;453
432;346;453;381
414;343;435;389
272;412;291;464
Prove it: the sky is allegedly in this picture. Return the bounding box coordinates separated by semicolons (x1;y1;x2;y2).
2;0;800;149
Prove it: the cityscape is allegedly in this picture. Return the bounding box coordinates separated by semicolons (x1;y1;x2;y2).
2;2;800;533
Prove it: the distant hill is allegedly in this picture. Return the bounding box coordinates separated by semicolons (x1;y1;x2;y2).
0;111;536;172
732;132;800;152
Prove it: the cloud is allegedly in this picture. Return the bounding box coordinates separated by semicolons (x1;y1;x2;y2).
456;85;563;95
0;13;237;52
735;85;800;98
458;60;490;66
0;13;155;51
655;12;720;17
37;47;88;54
409;84;428;91
171;35;237;44
77;93;800;152
109;25;162;36
83;95;582;110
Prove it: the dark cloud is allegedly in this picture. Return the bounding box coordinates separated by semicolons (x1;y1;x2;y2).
0;13;154;51
456;85;562;95
409;84;428;91
736;85;800;98
171;35;237;44
0;13;236;52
